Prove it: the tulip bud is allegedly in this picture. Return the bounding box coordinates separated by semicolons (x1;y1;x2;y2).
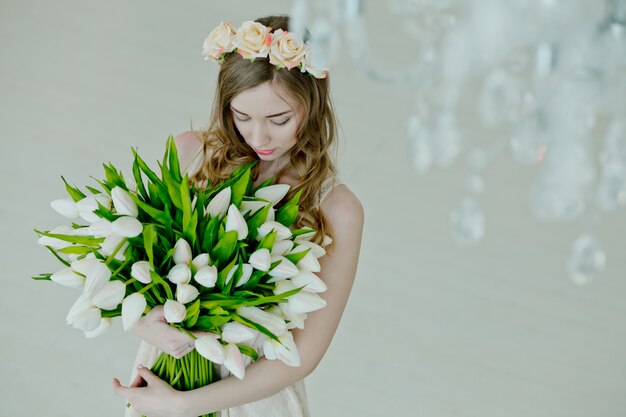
75;196;102;223
163;299;187;323
194;265;218;288
293;249;320;273
257;221;291;241
294;229;316;243
221;322;257;344
70;306;102;332
248;248;271;272
176;283;199;304
111;186;138;217
225;263;253;287
223;342;246;380
263;331;301;367
266;255;300;282
173;238;192;265
239;200;268;216
236;306;287;336
83;262;112;299
191;253;211;269
66;293;95;324
84;317;112;338
131;261;153;284
51;267;85;288
92;280;126;310
254;184;290;206
225;204;248;240
167;264;192;284
289;290;327;314
72;218;112;238
111;216;143;238
121;292;146;331
291;271;327;293
266;206;275;223
270;239;294;256
70;258;102;276
277;302;307;329
99;233;128;262
205;186;231;218
50;198;79;219
195;334;225;364
291;240;325;258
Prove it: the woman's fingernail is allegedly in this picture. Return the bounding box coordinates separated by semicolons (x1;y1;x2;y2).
137;364;144;369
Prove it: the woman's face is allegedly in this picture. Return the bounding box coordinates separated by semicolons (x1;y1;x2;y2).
230;81;304;164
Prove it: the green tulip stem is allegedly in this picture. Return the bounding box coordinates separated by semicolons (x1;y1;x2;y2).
104;237;128;267
124;277;137;286
137;282;156;294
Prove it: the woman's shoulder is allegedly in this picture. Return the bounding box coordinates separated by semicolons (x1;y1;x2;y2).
173;130;205;175
319;179;364;230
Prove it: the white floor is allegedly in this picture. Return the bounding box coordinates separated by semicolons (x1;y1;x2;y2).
1;2;625;417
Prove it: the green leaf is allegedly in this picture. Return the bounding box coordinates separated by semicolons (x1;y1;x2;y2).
167;135;183;183
211;230;238;265
61;176;86;202
57;245;94;255
158;160;183;210
275;203;298;227
142;224;157;269
202;215;221;253
251;176;274;194
132;153;149;201
131;147;161;185
180;173;193;238
127;192;168;224
247;203;272;241
183;299;200;327
236;344;259;361
34;229;104;246
257;229;277;251
192;314;231;331
232;313;280;342
284;247;310;266
230;165;251;207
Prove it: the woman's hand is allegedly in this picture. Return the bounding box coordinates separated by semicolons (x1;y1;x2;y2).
112;365;193;417
133;305;211;358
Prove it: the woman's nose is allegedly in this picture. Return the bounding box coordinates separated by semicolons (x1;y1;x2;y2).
248;122;271;147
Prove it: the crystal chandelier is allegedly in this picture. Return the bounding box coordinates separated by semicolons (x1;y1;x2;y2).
290;0;626;284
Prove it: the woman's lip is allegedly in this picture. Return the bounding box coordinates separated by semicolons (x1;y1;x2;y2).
256;148;275;155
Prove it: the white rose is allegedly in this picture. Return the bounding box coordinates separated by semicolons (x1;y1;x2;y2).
299;42;329;79
202;21;237;61
268;29;306;70
233;21;273;60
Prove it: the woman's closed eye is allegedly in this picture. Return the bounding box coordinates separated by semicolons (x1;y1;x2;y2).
235;116;290;126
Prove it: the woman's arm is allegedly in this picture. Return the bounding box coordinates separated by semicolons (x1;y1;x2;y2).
181;186;365;416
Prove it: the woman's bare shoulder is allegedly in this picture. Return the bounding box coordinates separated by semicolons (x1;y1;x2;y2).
173;130;205;174
320;183;365;232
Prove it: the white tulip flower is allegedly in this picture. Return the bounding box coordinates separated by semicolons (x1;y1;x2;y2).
236;306;287;337
72;218;112;238
225;263;253;287
173;238;192;265
248;248;271;272
239;200;268;216
205;186;231;218
176;283;200;304
66;293;96;324
291;240;325;258
194;265;218;288
191;253;211;269
195;334;225;364
223;342;246;380
254;184;290;206
263;331;301;367
225;204;248;240
270;239;294;256
163;299;187;323
92;280;125;310
256;221;291;241
290;271;327;293
70;306;102;332
121;292;146;331
70;258;102;276
221;322;257;344
51;267;85;289
131;261;153;284
83;262;112;299
84;317;112;338
266;255;300;282
50;198;79;219
111;216;143;238
167;263;192;284
111;186;138;217
99;233;128;262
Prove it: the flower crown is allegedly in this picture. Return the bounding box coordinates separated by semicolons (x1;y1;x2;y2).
201;20;329;79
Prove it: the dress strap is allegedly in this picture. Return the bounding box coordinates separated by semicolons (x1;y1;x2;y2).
318;175;343;206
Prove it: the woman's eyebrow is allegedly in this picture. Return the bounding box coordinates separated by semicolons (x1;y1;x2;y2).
230;106;292;118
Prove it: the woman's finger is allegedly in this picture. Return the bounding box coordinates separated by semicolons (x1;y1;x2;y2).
129;373;147;388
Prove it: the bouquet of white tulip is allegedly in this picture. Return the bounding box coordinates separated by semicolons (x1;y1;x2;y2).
33;135;329;417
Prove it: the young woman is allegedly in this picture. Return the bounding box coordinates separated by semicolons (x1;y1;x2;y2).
112;14;365;417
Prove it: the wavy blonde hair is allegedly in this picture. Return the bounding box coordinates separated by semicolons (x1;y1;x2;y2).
189;14;340;253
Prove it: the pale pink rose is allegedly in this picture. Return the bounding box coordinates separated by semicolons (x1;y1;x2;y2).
232;21;273;60
201;21;237;61
299;42;329;79
268;29;306;70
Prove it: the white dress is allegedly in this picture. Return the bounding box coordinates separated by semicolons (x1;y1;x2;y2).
124;174;343;417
